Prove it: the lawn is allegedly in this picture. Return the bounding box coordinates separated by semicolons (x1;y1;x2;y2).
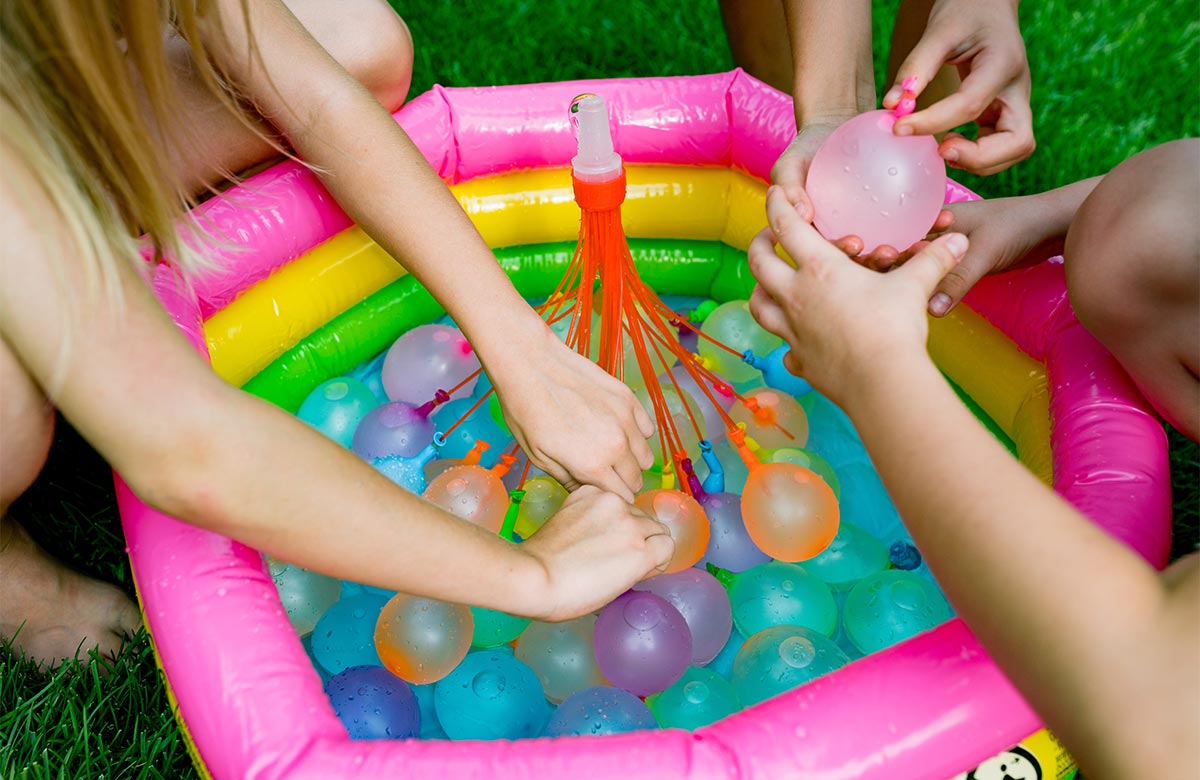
2;1;1197;778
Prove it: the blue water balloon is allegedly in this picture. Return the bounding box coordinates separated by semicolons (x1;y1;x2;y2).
432;398;512;466
297;378;379;448
543;686;657;737
647;666;740;730
732;625;849;706
742;345;812;397
310;593;388;676
702;627;745;680
434;650;547;740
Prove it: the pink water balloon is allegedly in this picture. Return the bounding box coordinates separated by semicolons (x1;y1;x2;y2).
806;108;946;254
381;324;480;404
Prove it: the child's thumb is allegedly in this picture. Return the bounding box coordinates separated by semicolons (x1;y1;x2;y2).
897;233;968;296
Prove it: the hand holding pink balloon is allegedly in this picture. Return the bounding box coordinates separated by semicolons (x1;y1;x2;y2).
805;80;948;257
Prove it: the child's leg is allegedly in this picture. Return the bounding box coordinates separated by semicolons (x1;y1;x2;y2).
718;0;794;93
170;0;414;195
1065;139;1200;440
719;0;956;106
1;341;141;668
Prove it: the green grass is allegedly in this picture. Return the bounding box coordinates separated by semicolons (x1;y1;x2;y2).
2;2;1196;778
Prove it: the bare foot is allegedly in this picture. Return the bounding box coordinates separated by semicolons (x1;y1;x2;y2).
0;518;142;669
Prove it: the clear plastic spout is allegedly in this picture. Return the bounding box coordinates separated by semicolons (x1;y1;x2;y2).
570;94;622;181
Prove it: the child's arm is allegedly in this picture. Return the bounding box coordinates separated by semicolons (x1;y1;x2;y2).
771;0;875;227
925;176;1102;315
202;0;654;501
747;186;1198;777
882;0;1033;176
0;162;672;624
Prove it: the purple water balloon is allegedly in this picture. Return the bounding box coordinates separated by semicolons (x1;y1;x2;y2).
324;665;420;740
634;569;732;665
594;590;692;696
697;491;770;573
381;324;480;405
351;401;436;460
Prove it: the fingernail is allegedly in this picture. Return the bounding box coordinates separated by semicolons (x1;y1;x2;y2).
894;123;913;136
883;86;901;105
929;293;952;315
945;233;968;256
943;148;959;162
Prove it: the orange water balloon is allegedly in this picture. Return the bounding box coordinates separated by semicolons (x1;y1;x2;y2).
634;489;711;573
730;388;809;450
374;593;473;684
423;464;510;533
741;462;838;561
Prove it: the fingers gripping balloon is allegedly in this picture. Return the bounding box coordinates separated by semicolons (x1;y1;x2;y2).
806;78;947;253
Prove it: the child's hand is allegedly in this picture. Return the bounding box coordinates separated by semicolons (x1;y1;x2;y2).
519;486;672;622
926;195;1067;315
493;334;655;502
921;195;1065;314
774;120;954;268
883;0;1033;175
746;186;968;406
772;117;869;258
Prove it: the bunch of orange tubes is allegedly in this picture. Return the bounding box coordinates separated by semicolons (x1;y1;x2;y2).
436;94;839;564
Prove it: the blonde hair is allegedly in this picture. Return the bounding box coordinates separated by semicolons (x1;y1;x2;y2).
1;0;272;298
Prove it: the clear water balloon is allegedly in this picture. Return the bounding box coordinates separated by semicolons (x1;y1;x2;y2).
381;324;480;404
516;614;606;704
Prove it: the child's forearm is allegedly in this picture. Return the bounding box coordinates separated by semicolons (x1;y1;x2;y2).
839;353;1186;775
290;97;546;382
218;0;545;382
162;382;550;617
785;0;876;122
1015;176;1104;260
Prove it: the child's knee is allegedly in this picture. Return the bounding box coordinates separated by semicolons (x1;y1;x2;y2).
1066;140;1200;339
287;0;414;112
353;1;414;112
0;370;55;513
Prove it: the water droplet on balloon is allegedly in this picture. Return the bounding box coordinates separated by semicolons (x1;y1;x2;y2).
870;195;879;203
779;636;816;669
887;167;898;176
683;681;709;704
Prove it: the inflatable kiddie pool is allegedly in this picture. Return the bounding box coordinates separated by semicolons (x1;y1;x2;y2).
120;71;1173;780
